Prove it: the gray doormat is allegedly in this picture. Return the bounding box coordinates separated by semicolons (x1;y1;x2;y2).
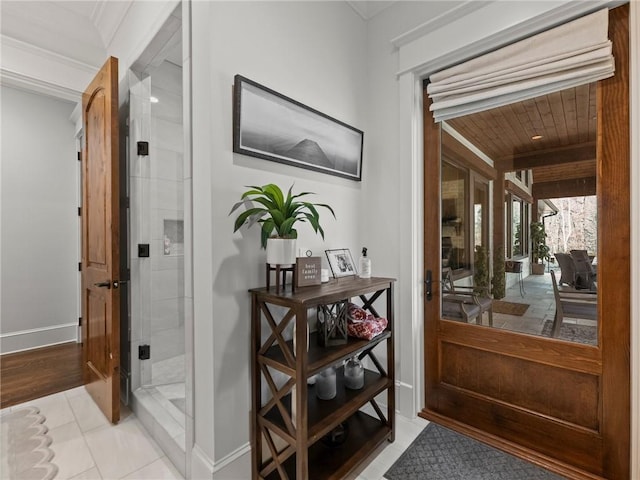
385;423;565;480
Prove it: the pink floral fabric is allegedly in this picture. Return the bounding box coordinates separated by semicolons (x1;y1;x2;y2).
347;303;388;340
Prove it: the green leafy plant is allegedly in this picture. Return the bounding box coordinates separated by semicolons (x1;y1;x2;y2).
492;245;506;299
473;245;490;295
513;222;522;256
230;183;335;248
530;221;550;265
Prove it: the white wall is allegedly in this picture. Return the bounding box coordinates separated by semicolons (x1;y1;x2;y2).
189;1;367;474
363;0;466;419
0;85;78;353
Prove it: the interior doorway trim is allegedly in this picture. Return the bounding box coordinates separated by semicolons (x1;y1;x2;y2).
396;2;638;476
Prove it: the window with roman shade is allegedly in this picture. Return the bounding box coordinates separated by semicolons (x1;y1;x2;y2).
427;9;614;122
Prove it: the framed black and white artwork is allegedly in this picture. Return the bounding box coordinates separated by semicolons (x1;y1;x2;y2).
233;75;363;181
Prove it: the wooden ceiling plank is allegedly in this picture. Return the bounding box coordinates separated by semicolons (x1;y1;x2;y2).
575;84;591;144
512;142;595;170
447;116;497;160
560;88;579;144
442;130;498;181
510;101;541;154
532;177;596;199
532;159;596;183
588;83;598;144
548;91;570;146
445;83;596;168
480;110;513;157
495;107;528;159
523;97;547;149
534;95;559;150
504;103;535;153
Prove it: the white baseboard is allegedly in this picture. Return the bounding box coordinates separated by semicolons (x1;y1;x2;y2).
191;444;215;480
0;322;77;354
396;380;417;418
212;443;251;479
190;442;252;480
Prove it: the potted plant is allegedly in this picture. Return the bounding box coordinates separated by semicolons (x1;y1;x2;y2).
492;245;506;299
230;183;335;265
473;245;490;295
530;221;550;275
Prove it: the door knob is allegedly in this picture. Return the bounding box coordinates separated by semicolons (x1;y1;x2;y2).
94;281;111;289
425;270;433;301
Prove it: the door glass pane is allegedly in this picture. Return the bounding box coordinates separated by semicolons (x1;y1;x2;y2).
440;83;598;346
474;181;488;250
512;197;522;257
442;162;468;273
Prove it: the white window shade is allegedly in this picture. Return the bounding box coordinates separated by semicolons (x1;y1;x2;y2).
427;9;614;122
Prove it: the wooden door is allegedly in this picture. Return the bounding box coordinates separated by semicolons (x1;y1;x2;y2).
421;6;629;479
81;57;120;424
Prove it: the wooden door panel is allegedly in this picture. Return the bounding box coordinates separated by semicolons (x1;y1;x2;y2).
438;321;601;372
429;394;604;474
82;56;120;424
86;90;108;267
439;341;600;429
422;6;629;479
86;290;108;376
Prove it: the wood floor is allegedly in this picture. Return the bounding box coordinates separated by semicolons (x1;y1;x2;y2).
0;342;83;409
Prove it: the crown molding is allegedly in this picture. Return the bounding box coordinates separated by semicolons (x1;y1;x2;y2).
94;0;134;50
391;1;492;48
0;68;81;103
1;35;99;73
347;1;396;21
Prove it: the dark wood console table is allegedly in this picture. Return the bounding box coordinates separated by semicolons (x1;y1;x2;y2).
249;277;396;479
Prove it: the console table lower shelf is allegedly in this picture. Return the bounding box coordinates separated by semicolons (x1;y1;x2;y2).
264;411;392;480
260;368;393;479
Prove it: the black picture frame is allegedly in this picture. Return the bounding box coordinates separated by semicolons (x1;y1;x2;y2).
325;248;357;278
233;75;363;181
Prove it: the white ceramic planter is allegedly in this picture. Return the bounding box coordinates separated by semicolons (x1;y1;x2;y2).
266;237;296;266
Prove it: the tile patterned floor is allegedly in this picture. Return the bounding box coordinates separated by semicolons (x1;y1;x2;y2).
356;414;430;480
1;387;184;480
1;385;429;480
2;274;596;479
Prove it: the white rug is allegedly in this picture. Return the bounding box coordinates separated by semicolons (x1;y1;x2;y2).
1;406;58;480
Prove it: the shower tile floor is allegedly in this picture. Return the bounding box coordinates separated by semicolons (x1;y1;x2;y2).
133;354;187;475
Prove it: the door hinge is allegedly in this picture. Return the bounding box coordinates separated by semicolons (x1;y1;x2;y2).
138;244;150;257
78;262;82;272
78;207;81;217
138;344;151;360
78;317;82;326
137;141;149;156
77;151;82;162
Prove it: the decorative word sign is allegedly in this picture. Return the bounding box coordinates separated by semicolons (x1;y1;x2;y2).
296;257;322;287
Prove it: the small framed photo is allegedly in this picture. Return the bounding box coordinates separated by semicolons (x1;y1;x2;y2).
325;249;357;278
